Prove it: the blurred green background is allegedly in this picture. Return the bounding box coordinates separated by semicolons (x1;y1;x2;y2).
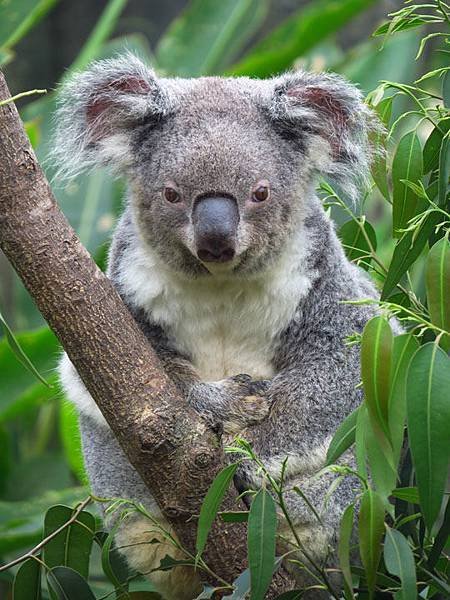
0;0;445;595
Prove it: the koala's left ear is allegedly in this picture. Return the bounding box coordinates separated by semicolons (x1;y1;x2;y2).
269;71;379;194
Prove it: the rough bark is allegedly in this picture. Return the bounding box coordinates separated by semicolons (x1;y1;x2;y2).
0;72;249;586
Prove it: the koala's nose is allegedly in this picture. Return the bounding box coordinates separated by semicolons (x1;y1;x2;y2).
193;196;239;263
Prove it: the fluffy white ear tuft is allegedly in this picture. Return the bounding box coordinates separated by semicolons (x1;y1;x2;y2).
270;70;382;199
51;53;171;181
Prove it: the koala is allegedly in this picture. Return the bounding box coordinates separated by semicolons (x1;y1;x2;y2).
55;53;381;599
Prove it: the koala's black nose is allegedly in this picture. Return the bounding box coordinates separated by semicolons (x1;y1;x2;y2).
193;196;239;263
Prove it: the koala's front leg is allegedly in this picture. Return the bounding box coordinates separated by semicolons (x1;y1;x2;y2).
157;352;271;432
187;375;271;433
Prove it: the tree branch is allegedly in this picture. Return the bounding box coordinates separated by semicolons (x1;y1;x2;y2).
0;71;247;586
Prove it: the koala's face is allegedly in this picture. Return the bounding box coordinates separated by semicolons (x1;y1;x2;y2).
54;55;375;276
129;78;313;276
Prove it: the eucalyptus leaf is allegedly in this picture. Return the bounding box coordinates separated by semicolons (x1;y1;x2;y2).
426;237;450;350
383;527;417;600
43;505;95;579
338;504;355;599
422;118;450;174
361;317;395;470
47;566;96;600
339;220;377;270
248;489;277;600
13;557;42;600
389;334;419;467
358;489;385;597
326;407;359;465
381;211;441;300
196;463;239;557
406;343;450;531
392;130;423;237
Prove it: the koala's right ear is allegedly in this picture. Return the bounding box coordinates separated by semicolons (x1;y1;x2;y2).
51;53;170;180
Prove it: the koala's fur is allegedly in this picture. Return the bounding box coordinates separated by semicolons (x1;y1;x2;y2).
55;53;381;599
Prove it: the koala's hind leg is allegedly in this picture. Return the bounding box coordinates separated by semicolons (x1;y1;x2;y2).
78;413;202;600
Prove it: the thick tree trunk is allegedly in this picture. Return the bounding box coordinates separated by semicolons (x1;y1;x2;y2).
0;71;249;587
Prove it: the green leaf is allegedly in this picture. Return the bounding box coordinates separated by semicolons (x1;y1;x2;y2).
229;0;376;77
47;566;96;600
392;130;423;237
0;315;52;389
381;211;441;300
364;408;396;499
361;317;395;470
219;511;249;523
358;489;385;598
0;0;59;50
355;402;368;478
406;343;450;531
326;407;358;465
422;118;450;174
391;487;420;504
428;497;450;569
338;504;355;600
373;17;427;37
43;505;95;579
196;463;239;557
339;220;377;271
100;518;130;593
13;557;42;600
383;527;417;600
248;488;277;600
389;334;420;467
443;70;450;108
59;402;88;485
426;237;450;350
156;0;269;77
438;130;450;208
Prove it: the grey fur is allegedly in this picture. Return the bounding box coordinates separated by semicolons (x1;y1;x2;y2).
55;54;381;598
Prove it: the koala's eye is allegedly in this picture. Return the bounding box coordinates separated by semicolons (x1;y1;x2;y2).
163;186;181;203
252;184;270;203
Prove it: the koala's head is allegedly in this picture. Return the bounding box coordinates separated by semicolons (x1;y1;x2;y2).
53;53;377;276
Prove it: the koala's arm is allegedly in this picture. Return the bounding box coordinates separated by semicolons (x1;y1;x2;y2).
122;301;270;433
235;296;375;552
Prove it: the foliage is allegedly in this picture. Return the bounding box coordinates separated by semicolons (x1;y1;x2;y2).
0;0;449;598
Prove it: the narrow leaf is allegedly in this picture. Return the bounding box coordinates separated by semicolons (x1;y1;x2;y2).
392;131;423;237
422;118;450;174
361;317;395;470
381;210;441;300
426;237;450;350
407;343;450;531
338;504;355;600
389;334;420;467
383;527;417;600
358;489;385;597
326;407;359;465
196;463;239;557
339;220;377;271
0;312;51;388
438;130;450;208
248;489;277;600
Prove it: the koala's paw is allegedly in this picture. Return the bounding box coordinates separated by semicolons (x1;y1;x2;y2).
220;374;271;434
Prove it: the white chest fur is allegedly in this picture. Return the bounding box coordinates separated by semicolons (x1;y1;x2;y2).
118;228;314;382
